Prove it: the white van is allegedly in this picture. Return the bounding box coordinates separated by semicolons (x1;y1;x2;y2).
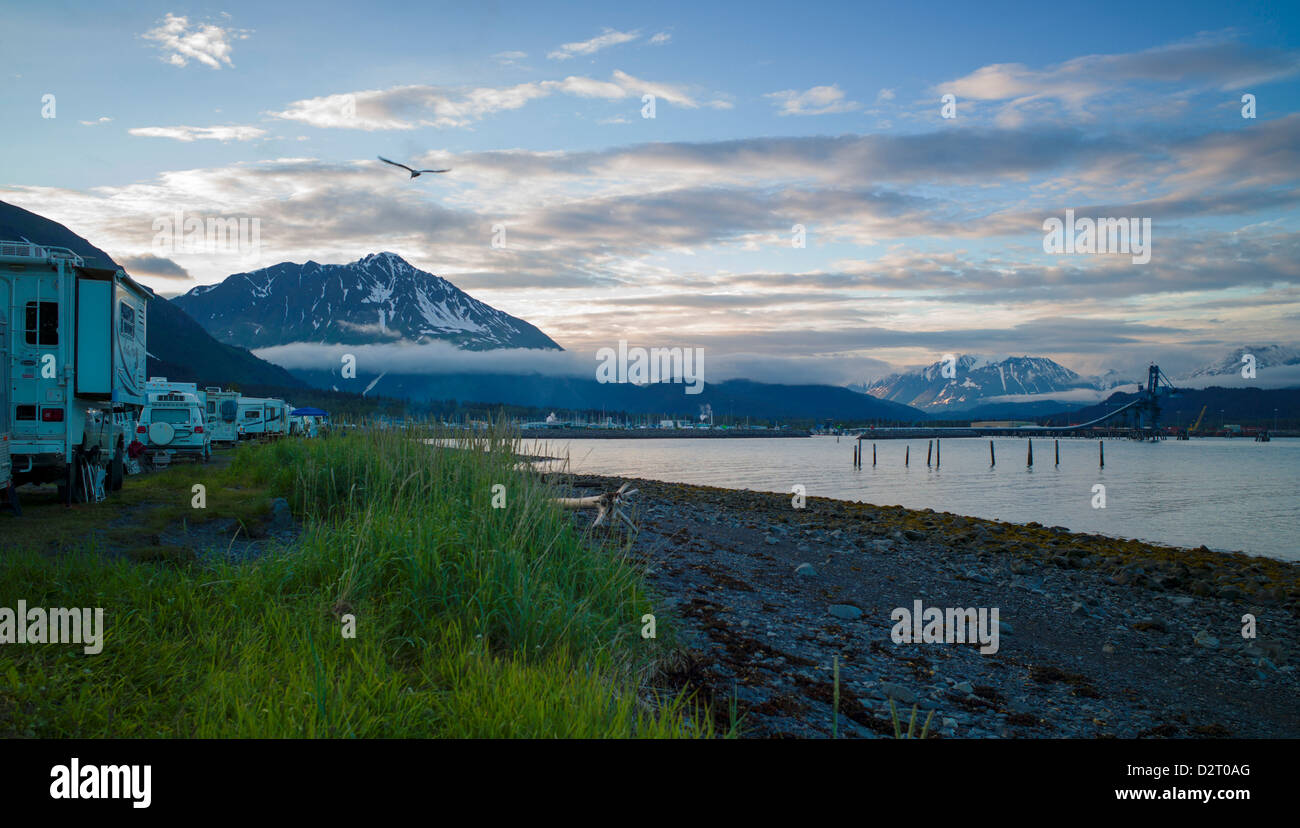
138;390;210;463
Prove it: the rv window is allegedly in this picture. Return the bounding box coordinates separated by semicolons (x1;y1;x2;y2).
207;402;215;414
244;410;261;420
24;301;58;346
150;409;191;424
120;302;135;338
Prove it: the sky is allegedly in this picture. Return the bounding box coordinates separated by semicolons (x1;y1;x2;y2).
2;0;1299;386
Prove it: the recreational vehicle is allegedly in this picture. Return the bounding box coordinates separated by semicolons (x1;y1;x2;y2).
137;389;210;463
0;240;150;503
204;387;241;444
146;377;203;401
236;396;288;439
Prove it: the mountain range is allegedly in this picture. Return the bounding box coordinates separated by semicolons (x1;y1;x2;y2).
6;200;1295;424
861;355;1136;412
173;253;561;351
1185;344;1300;378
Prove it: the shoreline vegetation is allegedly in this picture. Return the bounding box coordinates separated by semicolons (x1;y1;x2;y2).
1;427;717;738
3;425;1295;738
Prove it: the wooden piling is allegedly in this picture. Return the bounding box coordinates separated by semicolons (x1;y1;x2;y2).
905;446;910;466
927;440;932;466
872;444;876;466
990;439;995;466
1027;438;1033;467
1099;440;1104;468
1055;439;1059;466
936;439;941;468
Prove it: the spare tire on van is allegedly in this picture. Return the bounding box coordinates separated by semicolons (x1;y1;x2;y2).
148;421;176;446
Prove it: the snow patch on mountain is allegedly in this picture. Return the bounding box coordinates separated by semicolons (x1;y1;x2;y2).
862;354;1134;411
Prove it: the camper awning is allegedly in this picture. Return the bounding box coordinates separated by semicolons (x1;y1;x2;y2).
291;407;328;416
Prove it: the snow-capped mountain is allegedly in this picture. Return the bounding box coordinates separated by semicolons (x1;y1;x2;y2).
862;355;1126;411
1183;344;1300;378
172;252;561;351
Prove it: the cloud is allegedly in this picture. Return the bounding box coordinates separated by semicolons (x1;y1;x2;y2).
765;84;860;116
548;28;639;60
117;253;191;280
141;13;248;70
649;32;671;46
6;103;1298;383
937;35;1300;124
251;339;896;387
492;50;528;65
79;117;112;126
268;72;725;129
128;125;267;142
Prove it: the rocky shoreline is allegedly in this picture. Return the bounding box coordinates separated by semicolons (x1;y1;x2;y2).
555;474;1299;738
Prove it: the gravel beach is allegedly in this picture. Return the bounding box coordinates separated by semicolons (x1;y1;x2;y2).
556;473;1300;739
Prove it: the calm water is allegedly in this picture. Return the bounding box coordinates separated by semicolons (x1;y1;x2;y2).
522;436;1300;561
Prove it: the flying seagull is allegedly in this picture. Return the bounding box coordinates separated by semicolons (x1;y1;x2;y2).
377;156;451;178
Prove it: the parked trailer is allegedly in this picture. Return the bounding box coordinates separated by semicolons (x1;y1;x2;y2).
235;396;288;440
0;240;151;504
204;387;241;444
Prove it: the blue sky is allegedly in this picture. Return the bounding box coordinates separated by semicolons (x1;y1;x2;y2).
2;0;1299;386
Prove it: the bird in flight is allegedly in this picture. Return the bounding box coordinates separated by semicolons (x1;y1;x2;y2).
378;156;451;178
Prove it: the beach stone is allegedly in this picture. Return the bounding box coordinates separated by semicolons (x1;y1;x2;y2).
998;621;1013;636
953;681;974;695
764;534;778;545
1169;596;1195;607
828;604;863;621
1194;630;1220;649
270;497;293;530
879;682;917;705
794;563;817;578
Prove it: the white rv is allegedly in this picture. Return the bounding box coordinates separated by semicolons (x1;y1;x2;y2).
146;377;203;401
0;240;150;503
236;396;288;439
204;387;241;444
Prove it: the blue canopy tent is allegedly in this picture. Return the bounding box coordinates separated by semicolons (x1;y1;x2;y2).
291;407;328;417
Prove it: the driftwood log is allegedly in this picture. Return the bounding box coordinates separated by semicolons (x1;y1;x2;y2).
554;482;638;531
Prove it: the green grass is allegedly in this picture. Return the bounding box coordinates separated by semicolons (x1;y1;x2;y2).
0;426;712;737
